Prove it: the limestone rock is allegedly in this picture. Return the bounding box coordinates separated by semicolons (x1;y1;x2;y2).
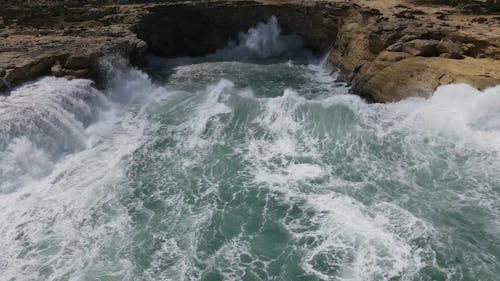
402;39;439;57
354;57;500;102
51;63;64;77
64;55;94;70
436;39;464;59
64;68;90;78
377;51;412;62
1;0;500;103
387;42;403;52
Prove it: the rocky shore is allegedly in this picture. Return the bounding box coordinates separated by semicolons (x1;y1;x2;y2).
1;0;499;102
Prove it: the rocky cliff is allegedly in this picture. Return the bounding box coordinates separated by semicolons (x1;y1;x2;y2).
1;0;499;102
329;1;500;102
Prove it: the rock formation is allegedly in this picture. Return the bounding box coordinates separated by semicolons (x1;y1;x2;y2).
1;0;499;102
328;1;500;102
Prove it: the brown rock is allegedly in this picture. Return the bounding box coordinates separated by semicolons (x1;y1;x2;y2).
387;42;403;52
1;0;500;104
51;63;64;77
64;55;94;70
436;39;464;59
64;68;90;78
377;51;412;62
402;39;439;57
472;17;488;24
355;57;500;102
394;10;415;19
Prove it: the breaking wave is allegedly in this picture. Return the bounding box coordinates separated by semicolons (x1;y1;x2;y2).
0;16;499;281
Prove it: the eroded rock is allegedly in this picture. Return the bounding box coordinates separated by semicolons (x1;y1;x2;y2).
355;57;500;102
1;0;499;103
402;39;439;57
437;38;464;59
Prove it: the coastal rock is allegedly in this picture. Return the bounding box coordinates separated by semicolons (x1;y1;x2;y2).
354;57;500;102
402;39;439;57
1;0;499;103
377;51;412;62
64;55;93;70
387;42;403;52
51;63;64;77
436;39;464;59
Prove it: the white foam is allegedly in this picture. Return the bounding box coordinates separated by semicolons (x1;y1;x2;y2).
1;15;499;280
174;79;233;149
0;58;167;280
384;84;500;150
286;163;324;180
0;137;53;193
237;80;453;280
0;77;103;192
212;16;304;60
296;195;434;281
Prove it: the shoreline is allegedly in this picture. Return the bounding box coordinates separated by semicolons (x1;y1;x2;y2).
1;0;499;102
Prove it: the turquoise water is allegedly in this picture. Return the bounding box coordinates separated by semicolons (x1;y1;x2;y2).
0;17;499;281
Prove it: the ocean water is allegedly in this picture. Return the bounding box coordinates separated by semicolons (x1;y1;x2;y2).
0;17;499;281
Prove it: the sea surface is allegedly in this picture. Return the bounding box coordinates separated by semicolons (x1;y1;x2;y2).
0;17;499;281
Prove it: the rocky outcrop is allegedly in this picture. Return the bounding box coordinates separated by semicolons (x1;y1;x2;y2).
0;2;148;91
355;57;500;102
436;38;464;59
0;35;146;90
1;0;499;102
328;1;500;102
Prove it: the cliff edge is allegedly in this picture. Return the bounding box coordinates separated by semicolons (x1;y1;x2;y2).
1;0;499;102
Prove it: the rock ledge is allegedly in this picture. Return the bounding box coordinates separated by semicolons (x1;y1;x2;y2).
1;0;499;102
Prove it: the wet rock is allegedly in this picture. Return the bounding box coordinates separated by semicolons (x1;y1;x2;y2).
64;55;93;70
64;68;90;78
51;62;64;77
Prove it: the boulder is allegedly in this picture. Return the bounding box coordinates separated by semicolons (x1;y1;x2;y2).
436;39;464;59
402;39;439;57
51;63;64;77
